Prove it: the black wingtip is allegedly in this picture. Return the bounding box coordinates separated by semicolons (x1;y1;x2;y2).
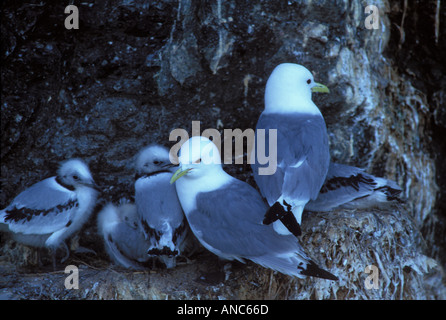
374;186;404;202
300;261;338;281
279;212;302;237
263;202;302;237
147;247;179;257
263;202;287;225
385;187;403;202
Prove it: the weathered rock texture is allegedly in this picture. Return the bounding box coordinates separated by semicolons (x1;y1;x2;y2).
1;0;445;299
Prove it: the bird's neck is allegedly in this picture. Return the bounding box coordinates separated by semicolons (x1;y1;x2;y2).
175;169;233;214
264;88;321;115
55;176;75;191
264;100;321;115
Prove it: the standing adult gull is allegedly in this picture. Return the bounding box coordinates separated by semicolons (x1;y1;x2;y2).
171;136;337;280
251;63;330;237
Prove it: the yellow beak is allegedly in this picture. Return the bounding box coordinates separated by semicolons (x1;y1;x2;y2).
170;168;191;184
311;82;330;93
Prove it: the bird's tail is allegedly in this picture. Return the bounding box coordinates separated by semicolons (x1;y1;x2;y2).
146;227;180;268
299;260;338;280
147;244;179;269
341;176;403;210
373;177;403;202
251;252;338;280
147;242;179;269
147;246;179;257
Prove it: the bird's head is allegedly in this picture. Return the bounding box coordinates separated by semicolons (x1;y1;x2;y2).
170;136;222;184
58;158;97;190
135;144;176;179
264;63;329;114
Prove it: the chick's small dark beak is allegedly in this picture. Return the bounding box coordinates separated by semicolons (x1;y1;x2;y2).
89;180;101;191
135;172;143;181
163;162;177;169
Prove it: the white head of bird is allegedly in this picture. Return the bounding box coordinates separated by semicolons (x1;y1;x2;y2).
58;159;97;189
170;136;233;213
170;136;225;182
136;144;176;174
264;63;329;115
170;136;234;216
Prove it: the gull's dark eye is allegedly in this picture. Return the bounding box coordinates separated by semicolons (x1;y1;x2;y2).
307;79;312;84
153;160;161;165
73;175;79;180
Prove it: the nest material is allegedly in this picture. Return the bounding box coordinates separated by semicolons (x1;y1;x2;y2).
286;207;444;299
1;205;444;299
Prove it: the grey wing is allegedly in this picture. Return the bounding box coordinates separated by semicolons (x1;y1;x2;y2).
98;204;149;270
305;162;402;212
252;113;329;204
109;222;150;264
252;113;284;205
135;173;185;240
188;180;299;258
1;177;77;235
189;180;338;280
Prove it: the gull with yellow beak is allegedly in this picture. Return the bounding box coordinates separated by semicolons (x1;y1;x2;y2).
251;63;330;238
171;136;337;280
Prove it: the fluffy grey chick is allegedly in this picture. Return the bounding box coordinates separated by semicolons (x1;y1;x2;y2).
0;159;98;265
97;201;150;270
135;144;191;269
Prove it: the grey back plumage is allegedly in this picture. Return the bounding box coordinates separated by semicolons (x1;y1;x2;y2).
190;179;297;256
1;177;77;235
252;113;330;205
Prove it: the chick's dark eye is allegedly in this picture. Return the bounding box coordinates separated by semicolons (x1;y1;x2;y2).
73;175;79;180
307;79;312;84
153;160;161;165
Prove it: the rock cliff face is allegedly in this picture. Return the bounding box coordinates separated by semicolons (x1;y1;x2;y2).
1;0;445;299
